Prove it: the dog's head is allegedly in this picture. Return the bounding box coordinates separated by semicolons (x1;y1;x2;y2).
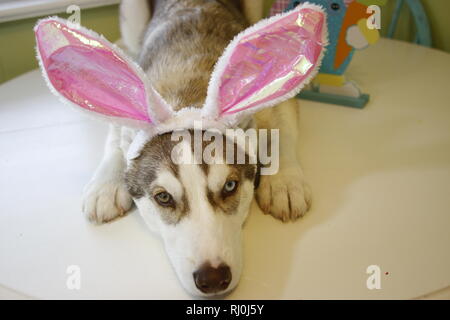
125;131;257;296
34;4;327;296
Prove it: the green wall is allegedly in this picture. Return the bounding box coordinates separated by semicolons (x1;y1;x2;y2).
0;5;120;84
1;1;449;84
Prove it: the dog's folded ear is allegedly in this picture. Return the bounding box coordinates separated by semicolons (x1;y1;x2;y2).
203;3;328;125
34;17;173;129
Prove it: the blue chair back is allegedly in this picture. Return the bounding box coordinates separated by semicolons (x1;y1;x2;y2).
387;0;432;47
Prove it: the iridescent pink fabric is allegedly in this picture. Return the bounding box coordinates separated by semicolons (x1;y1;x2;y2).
218;8;326;115
35;20;151;123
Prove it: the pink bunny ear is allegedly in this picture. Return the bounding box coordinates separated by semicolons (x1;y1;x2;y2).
203;3;327;121
35;17;172;128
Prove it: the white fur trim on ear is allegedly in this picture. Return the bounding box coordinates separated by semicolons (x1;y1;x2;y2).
127;130;153;161
202;2;328;126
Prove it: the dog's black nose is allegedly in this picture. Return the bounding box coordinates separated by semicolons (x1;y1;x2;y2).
193;262;232;294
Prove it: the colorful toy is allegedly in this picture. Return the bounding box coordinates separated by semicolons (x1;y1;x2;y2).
271;0;386;108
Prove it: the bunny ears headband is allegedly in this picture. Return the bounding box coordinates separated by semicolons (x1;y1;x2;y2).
35;2;327;151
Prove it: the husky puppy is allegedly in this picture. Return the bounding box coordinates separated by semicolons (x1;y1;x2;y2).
80;0;313;296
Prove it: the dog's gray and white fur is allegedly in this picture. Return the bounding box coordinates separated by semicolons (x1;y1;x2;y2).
82;0;312;297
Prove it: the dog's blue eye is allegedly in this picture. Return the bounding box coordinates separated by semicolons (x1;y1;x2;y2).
154;191;173;207
223;180;238;193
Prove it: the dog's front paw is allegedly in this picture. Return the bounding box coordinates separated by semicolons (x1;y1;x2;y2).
82;180;133;224
255;167;311;222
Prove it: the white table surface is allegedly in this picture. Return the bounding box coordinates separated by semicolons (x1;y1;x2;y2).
1;38;450;299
